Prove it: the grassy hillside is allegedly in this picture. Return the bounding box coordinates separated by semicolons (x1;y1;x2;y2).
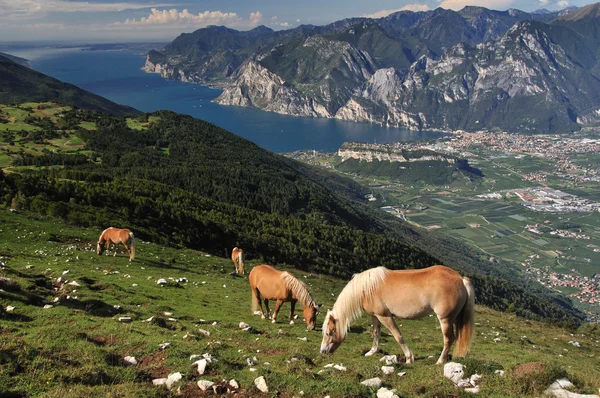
1;209;599;397
0;103;585;326
0;55;139;116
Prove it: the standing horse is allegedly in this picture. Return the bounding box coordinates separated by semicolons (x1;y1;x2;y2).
232;247;245;274
97;227;135;262
249;264;320;329
320;265;474;364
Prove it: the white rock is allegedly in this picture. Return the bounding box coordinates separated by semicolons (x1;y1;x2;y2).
158;342;171;350
163;312;172;316
239;322;249;329
334;364;346;371
470;374;482;386
254;376;269;393
67;281;80;287
377;387;399;398
381;366;395;375
43;305;53;309
229;379;239;389
398;372;407;377
5;305;15;312
118;317;132;323
197;380;214;391
465;386;481;394
123;356;137;365
156;278;167;285
152;378;167;386
166;372;182;389
189;354;201;361
247;358;255;366
62;270;70;275
298;337;307;341
198;329;210;336
495;370;505;376
443;362;465;384
193;359;208;375
361;377;383;388
324;363;334;368
380;355;398;365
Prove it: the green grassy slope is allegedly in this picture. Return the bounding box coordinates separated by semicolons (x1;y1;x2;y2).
1;210;599;397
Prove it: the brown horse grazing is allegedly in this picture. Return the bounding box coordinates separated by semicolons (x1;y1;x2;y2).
97;227;135;262
320;265;475;364
249;264;320;330
232;247;245;274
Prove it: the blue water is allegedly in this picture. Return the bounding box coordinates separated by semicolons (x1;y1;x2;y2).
8;47;447;153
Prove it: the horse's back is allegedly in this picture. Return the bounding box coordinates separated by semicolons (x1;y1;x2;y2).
249;265;284;299
373;265;467;319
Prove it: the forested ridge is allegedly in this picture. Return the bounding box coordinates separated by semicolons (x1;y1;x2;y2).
0;108;585;325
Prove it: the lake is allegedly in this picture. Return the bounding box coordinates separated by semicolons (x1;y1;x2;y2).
7;46;447;153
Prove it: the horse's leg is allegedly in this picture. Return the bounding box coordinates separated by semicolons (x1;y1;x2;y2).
436;316;455;365
289;300;296;325
365;315;381;356
271;299;285;324
376;315;414;364
263;299;271;319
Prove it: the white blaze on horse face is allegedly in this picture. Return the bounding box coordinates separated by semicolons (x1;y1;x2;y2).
320;311;341;354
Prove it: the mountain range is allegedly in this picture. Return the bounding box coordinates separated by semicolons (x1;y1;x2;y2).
144;3;600;133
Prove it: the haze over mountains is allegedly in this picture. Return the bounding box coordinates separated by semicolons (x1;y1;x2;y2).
144;3;600;133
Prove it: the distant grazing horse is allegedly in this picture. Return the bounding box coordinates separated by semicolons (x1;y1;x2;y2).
320;265;474;364
231;247;245;274
97;227;135;262
249;264;320;329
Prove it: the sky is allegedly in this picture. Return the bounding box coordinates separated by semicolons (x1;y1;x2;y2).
0;0;598;43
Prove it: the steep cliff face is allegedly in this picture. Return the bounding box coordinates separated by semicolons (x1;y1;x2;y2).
144;5;600;133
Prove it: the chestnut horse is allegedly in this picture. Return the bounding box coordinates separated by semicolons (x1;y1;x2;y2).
320;265;474;364
232;247;245;274
249;264;320;329
97;227;135;262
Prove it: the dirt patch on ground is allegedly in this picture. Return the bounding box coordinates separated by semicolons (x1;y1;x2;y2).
513;362;546;378
138;350;170;379
87;335;118;346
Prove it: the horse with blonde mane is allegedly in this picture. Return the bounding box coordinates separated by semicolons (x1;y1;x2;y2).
249;264;320;329
231;247;245;274
97;227;135;262
320;265;474;364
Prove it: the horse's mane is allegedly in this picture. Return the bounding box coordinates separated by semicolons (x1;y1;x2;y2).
281;272;316;308
329;266;388;339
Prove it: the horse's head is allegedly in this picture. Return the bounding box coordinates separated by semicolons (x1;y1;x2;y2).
303;304;321;330
96;241;104;255
320;310;344;354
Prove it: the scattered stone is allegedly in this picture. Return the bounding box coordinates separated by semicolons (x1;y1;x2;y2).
398;372;407;377
152;378;167;386
229;379;239;389
118;317;132;323
495;370;505;376
333;364;346;371
465;386;481;394
198;329;210;337
193;359;208;375
189;354;201;361
470;374;482;386
156;278;167;285
297;337;307;341
377;387;399;398
443;362;465;384
158;342;172;350
239;322;250;329
123;356;138;366
247;358;255;366
166;372;182;389
5;305;15;312
324;363;334;368
249;368;256;372
43;304;53;309
163;312;173;316
254;376;268;393
381;366;395;375
197;380;214;391
67;280;80;287
26;265;34;269
62;270;70;275
361;377;382;389
545;377;600;398
568;341;581;348
380;355;398;365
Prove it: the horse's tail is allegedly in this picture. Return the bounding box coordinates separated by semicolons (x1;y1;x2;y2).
453;276;475;358
128;231;135;261
238;251;245;274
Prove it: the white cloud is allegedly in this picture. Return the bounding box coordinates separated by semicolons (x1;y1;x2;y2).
117;8;241;26
438;0;515;11
0;0;179;19
557;0;569;7
269;15;290;27
537;0;570;7
249;11;262;26
362;4;430;18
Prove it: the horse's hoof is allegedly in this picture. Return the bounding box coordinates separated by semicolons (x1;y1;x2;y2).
364;349;377;357
271;319;276;324
289;320;294;325
261;315;266;320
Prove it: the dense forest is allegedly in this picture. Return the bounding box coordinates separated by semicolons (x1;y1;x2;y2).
0;108;585;326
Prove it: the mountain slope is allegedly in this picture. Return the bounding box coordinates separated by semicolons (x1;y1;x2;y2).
0;55;138;115
149;4;600;133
